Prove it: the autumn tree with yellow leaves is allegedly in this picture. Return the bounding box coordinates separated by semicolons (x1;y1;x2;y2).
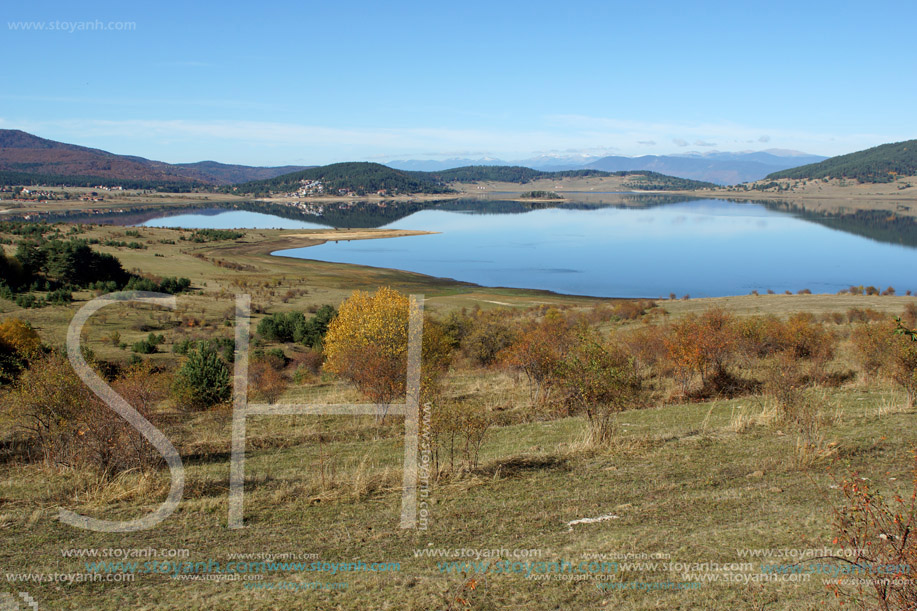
0;317;43;385
323;287;452;417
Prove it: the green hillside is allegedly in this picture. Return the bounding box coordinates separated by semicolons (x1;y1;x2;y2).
766;139;917;183
421;165;548;183
0;169;203;191
232;162;453;196
232;162;717;196
422;165;716;190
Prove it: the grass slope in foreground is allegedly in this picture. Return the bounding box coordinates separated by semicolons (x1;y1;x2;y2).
2;222;917;610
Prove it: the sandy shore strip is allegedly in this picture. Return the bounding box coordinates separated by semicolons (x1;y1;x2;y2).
283;228;438;242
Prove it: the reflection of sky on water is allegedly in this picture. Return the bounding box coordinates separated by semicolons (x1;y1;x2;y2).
142;210;325;230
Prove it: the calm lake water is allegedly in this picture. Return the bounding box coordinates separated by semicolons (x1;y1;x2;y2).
140;199;917;298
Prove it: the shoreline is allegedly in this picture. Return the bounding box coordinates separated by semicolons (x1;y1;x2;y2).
253;227;908;304
250;228;628;302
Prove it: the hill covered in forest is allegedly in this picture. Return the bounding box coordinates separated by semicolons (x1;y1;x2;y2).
233;162;455;196
766;139;917;183
422;165;717;190
234;163;717;195
0;130;309;188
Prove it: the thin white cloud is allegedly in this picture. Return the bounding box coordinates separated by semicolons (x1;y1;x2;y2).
154;60;213;68
546;113;892;157
2;114;899;164
0;93;276;111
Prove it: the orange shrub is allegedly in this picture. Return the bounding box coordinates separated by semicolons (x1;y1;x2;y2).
250;360;287;404
663;308;737;394
850;321;896;382
500;309;572;407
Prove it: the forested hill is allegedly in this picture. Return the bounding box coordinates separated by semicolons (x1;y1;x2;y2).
0;129;308;188
766;140;917;183
419;165;718;190
174;161;312;185
0;129;204;187
233;162;454;196
234;163;717;195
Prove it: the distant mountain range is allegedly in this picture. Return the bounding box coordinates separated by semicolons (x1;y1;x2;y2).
0;130;309;186
7;129;913;191
766;139;917;183
387;150;827;185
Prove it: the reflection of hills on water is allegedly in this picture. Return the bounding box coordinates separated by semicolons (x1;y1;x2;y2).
35;204;216;225
29;195;703;228
434;194;702;215
737;200;917;248
21;196;917;249
798;209;917;248
238;200;428;227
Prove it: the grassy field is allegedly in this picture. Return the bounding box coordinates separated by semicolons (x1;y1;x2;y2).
2;221;917;610
2;379;913;610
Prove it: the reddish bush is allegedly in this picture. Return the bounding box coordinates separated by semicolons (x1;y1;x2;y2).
830;451;917;610
3;354;166;475
851;321;896;382
902;302;917;329
663;308;737;395
250;360;287;404
501;310;572;406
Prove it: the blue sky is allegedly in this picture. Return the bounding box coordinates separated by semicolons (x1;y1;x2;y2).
2;0;915;166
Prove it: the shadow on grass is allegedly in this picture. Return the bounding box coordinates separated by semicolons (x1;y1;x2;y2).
476;454;570;478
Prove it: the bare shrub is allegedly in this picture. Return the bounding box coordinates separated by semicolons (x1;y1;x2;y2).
830;450;917;610
3;354;166;476
249;360;287;404
430;399;492;475
782;313;836;383
618;324;669;374
500;309;571;407
461;311;517;367
852;320;917;406
848;307;885;324
902;302;917;329
662;307;737;396
851;321;896;382
612;300;655;321
288;348;323;384
889;335;917;407
552;326;642;447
